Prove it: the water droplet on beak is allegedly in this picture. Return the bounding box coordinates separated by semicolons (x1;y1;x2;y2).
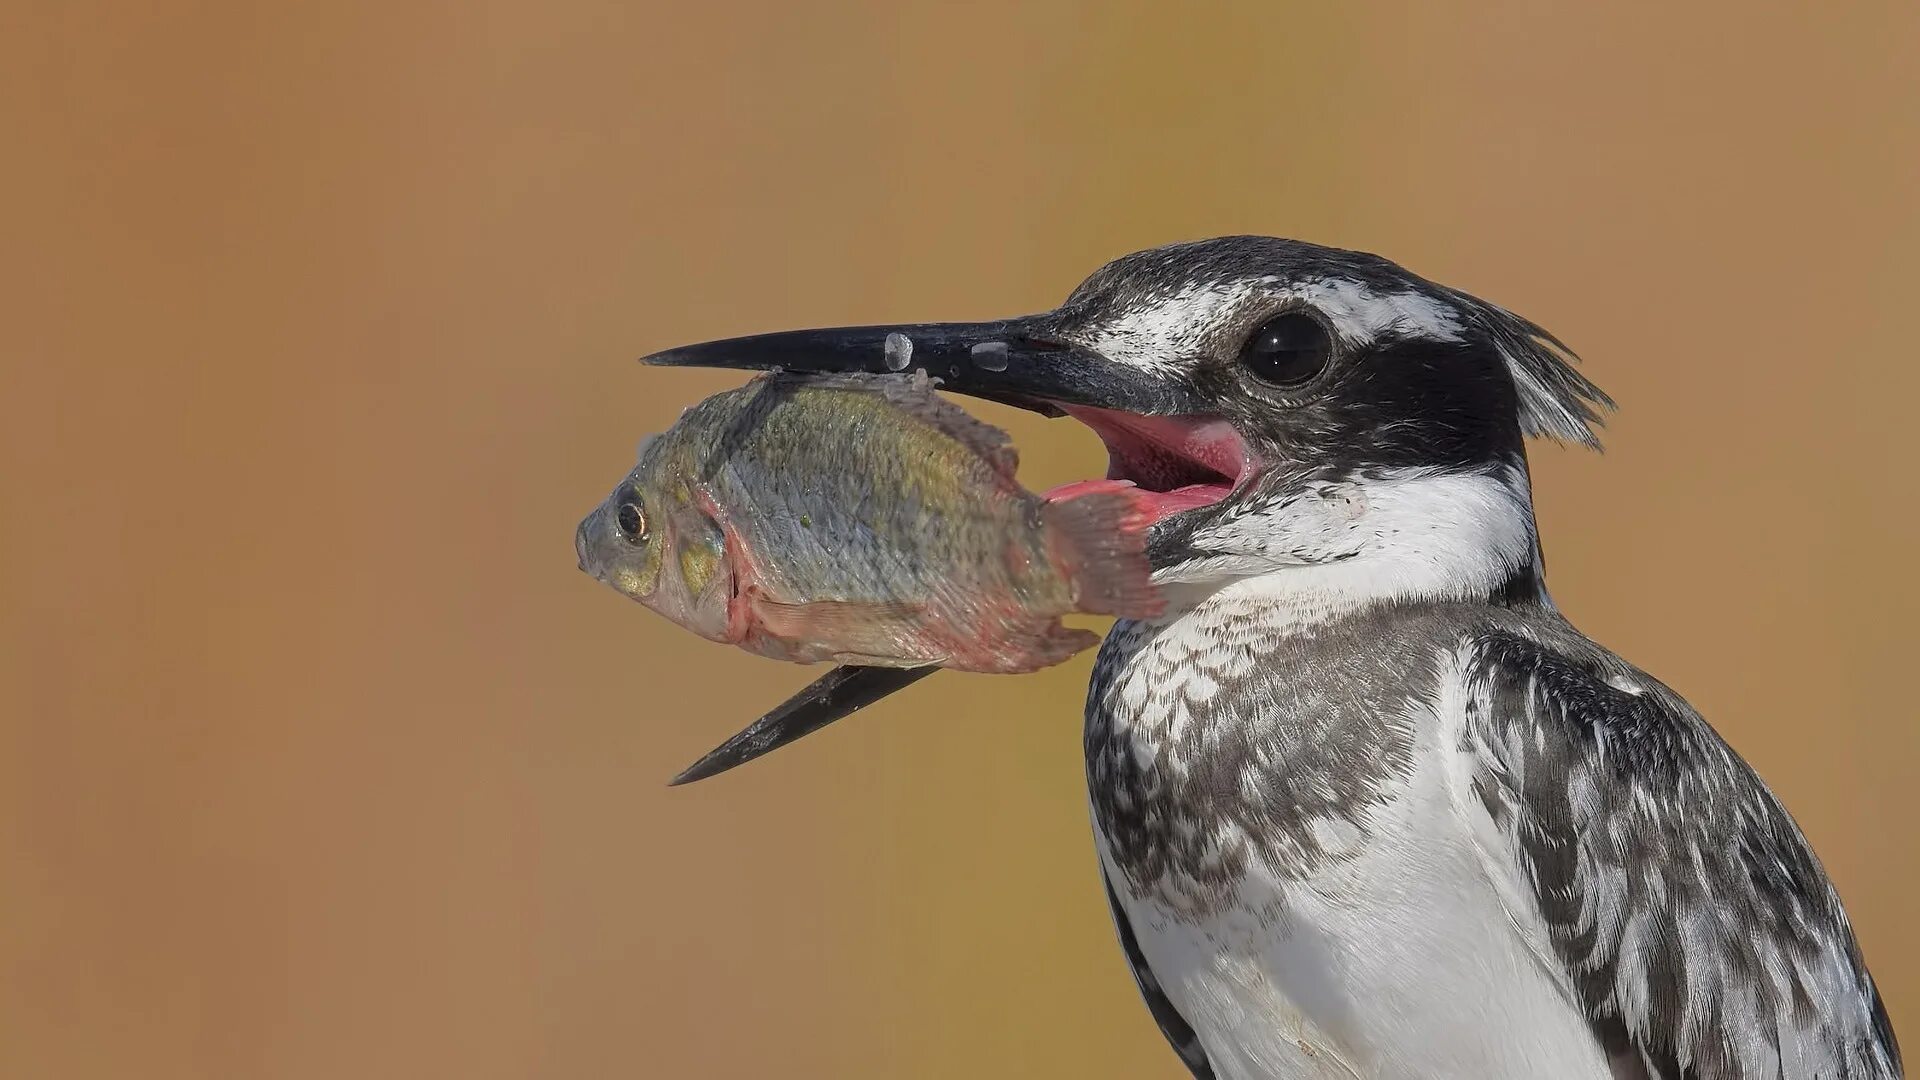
883;332;913;371
970;341;1010;371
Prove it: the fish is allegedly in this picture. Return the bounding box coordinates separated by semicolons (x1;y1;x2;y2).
575;371;1163;673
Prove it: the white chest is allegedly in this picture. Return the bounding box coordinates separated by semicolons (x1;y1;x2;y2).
1089;614;1612;1079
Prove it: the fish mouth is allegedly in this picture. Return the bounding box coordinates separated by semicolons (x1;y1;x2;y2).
1043;406;1250;526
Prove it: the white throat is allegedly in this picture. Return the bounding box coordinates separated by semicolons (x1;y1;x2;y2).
1154;462;1545;629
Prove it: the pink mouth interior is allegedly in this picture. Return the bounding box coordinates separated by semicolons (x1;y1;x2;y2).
1041;405;1249;524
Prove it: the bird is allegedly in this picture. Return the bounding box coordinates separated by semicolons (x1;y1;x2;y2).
644;236;1903;1078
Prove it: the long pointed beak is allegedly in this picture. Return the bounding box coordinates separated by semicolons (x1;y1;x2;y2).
642;317;1206;417
649;315;1202;786
669;665;937;785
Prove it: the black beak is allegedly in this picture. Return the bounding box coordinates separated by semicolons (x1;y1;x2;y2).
642;316;1207;417
669;665;937;785
648;315;1199;785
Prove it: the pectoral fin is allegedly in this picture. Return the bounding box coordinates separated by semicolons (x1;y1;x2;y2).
749;597;941;665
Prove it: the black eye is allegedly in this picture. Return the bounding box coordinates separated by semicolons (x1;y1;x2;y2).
1239;312;1333;387
614;501;648;544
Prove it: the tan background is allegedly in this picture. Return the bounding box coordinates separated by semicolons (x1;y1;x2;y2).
4;3;1917;1077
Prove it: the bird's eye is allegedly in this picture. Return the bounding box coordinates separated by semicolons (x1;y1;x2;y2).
614;501;648;544
1239;312;1333;387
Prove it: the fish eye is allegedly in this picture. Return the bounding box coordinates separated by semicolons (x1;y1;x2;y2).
1239;311;1333;388
614;501;648;544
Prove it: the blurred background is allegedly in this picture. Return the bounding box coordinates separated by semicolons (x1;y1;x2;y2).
4;3;1917;1077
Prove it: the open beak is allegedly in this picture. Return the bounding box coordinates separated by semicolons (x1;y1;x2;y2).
642;316;1208;417
646;316;1240;785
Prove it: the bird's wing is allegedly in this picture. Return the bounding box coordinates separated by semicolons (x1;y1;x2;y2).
1101;870;1216;1079
1460;625;1901;1079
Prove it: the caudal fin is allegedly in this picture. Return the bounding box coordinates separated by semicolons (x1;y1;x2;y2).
1041;483;1164;619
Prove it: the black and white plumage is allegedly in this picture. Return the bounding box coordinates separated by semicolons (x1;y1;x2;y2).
645;236;1902;1078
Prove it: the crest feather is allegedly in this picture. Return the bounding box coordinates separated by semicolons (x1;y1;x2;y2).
1447;289;1614;449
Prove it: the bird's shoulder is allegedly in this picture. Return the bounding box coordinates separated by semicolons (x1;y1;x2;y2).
1456;611;1900;1079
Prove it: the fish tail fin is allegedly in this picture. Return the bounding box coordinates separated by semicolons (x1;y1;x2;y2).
1042;485;1165;619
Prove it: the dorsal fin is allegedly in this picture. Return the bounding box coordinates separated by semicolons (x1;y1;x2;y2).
766;371;1019;479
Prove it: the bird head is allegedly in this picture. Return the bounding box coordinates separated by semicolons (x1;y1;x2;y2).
647;236;1611;615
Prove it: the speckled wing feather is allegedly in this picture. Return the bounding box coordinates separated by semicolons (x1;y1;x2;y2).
1462;625;1902;1079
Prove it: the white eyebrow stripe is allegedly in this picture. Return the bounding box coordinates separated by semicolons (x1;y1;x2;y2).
1284;278;1467;345
1078;280;1262;374
1080;276;1468;373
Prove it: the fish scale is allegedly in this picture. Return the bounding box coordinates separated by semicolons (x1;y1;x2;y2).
576;371;1163;673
